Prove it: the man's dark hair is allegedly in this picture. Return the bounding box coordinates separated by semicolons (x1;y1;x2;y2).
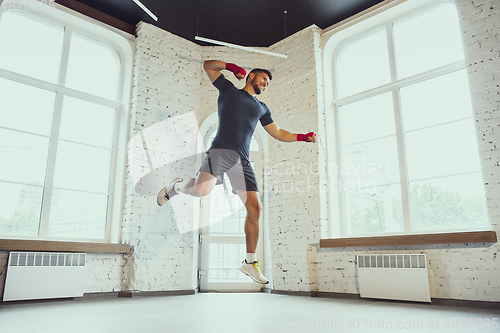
246;68;273;83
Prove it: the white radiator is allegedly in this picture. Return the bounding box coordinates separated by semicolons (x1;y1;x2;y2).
3;252;87;302
357;254;431;303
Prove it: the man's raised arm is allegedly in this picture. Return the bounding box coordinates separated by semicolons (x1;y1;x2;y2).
203;60;246;83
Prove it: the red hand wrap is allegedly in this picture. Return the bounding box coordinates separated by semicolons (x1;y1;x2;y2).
297;132;316;142
225;63;246;78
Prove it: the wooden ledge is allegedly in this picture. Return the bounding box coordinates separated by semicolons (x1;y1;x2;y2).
320;231;497;248
0;239;132;254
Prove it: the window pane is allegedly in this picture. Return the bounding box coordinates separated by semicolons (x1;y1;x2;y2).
53;141;112;193
0;129;49;185
47;189;107;239
250;136;259;151
405;119;481;181
339;92;395;146
344;184;404;236
59;97;116;149
393;3;465;79
208;175;246;236
400;70;473;131
341;136;400;186
0;182;42;237
337;28;391;98
209;207;246;236
0;78;55;136
409;173;489;232
208;242;247;282
66;32;120;100
0;10;64;83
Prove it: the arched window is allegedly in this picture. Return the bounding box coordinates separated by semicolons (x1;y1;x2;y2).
0;5;132;242
326;1;489;237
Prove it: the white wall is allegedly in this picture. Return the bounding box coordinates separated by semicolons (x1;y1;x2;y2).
265;26;327;292
120;22;203;293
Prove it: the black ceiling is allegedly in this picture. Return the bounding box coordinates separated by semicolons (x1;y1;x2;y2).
71;0;384;47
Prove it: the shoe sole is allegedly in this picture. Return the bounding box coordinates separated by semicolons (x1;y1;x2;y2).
157;177;183;206
156;187;169;206
239;267;269;284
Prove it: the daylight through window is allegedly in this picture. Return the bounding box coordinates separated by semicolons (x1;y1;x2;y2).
0;8;122;241
333;2;489;236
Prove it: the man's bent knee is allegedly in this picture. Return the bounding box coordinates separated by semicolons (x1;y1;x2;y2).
191;172;216;197
192;183;213;197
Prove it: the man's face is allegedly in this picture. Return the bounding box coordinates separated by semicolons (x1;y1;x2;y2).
250;72;270;95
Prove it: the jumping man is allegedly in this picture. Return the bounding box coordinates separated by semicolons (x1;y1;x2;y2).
157;60;316;284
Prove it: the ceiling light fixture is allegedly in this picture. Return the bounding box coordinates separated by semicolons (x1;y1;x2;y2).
195;36;287;59
133;0;158;21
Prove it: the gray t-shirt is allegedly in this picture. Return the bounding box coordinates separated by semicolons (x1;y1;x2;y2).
209;74;274;160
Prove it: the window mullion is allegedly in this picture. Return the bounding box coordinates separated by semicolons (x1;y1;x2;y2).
39;92;64;238
392;88;412;233
58;26;73;86
333;103;346;238
331;49;343;236
39;26;73;238
386;22;398;82
105;108;120;243
388;20;412;233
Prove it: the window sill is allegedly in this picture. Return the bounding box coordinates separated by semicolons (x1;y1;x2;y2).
0;239;132;254
319;231;497;248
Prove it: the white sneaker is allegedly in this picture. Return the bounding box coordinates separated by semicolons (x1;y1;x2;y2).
157;177;183;206
239;260;269;284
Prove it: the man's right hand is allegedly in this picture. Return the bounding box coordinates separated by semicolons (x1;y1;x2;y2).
297;132;317;143
225;63;246;80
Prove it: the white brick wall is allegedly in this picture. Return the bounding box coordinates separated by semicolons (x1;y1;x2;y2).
85;254;123;293
266;26;326;292
120;22;203;293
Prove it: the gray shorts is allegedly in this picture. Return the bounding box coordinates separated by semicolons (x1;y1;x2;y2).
199;149;259;194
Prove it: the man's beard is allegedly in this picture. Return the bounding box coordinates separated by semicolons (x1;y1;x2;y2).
251;79;262;95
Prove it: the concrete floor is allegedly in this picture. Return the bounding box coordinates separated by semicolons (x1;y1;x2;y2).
1;293;499;333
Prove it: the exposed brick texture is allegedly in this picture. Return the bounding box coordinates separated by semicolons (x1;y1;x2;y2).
266;26;326;292
121;22;202;292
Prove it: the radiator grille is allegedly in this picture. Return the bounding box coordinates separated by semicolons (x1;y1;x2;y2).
357;254;426;269
9;252;86;267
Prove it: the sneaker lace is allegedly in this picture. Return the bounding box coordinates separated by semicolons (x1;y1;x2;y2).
251;260;262;273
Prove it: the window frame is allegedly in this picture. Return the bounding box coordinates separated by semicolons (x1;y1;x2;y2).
0;0;134;244
322;0;492;242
